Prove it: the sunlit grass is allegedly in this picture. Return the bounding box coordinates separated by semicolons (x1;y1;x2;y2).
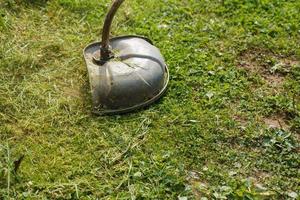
0;0;299;199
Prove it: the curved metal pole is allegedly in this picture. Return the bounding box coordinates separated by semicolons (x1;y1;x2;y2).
101;0;126;61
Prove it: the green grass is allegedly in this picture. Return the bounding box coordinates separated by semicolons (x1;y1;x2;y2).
0;0;299;199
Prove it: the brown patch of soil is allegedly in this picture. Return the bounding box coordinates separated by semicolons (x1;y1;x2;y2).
237;48;299;86
281;58;299;68
187;171;209;199
262;114;289;130
252;170;272;183
263;74;285;86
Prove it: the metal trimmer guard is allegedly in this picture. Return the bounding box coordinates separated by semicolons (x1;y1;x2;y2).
83;0;169;115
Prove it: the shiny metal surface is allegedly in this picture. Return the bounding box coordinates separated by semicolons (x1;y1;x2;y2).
83;0;169;115
83;35;169;114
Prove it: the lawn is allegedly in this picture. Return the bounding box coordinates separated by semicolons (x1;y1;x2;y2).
0;0;299;199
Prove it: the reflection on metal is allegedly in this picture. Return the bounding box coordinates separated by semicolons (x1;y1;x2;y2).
83;0;169;115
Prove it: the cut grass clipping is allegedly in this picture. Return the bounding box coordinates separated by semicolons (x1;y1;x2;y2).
0;0;299;199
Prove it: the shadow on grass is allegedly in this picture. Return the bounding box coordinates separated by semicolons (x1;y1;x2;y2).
22;0;49;6
80;74;94;115
1;0;49;12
